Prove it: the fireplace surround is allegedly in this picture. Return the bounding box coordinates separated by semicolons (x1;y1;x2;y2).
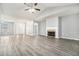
46;27;58;38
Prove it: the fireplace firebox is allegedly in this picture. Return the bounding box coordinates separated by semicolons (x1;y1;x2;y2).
47;31;55;37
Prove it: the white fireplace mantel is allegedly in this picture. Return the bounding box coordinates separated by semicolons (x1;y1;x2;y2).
46;27;59;38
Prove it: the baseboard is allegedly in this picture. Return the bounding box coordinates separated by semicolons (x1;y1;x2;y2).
39;35;46;37
60;37;79;41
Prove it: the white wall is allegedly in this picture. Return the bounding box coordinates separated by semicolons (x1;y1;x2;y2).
46;17;58;27
39;20;46;36
60;14;79;40
58;17;62;38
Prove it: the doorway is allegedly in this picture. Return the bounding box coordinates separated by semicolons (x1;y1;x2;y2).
34;23;38;36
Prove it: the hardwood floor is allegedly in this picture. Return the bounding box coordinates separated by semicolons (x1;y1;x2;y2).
0;35;79;56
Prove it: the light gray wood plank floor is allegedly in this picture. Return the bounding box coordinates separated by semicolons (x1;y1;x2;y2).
0;35;79;56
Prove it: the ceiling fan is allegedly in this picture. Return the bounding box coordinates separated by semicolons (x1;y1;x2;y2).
24;3;40;13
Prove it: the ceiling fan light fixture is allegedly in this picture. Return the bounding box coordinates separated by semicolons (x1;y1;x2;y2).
24;3;40;13
28;8;36;13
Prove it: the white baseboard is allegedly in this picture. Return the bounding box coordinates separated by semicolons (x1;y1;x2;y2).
61;37;79;41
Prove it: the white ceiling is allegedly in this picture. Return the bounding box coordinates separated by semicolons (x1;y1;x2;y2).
0;3;79;21
41;3;73;7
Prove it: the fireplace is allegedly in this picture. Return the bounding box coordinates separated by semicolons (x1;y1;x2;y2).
48;31;55;37
48;31;55;36
47;27;58;38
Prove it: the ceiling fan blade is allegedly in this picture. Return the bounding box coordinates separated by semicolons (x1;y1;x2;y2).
24;3;32;7
35;8;40;11
25;9;29;11
34;3;38;6
24;3;27;5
